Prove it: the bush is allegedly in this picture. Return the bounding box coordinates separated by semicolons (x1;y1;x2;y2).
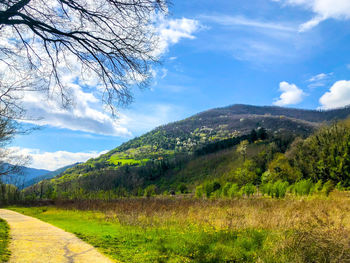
228;184;241;198
233;160;259;186
177;183;188;194
241;183;256;197
195;185;204;198
322;180;334;196
262;180;289;198
311;180;323;194
293;179;313;196
336;182;344;191
203;181;221;198
222;183;232;198
144;185;156;198
273;180;289;198
268;153;302;183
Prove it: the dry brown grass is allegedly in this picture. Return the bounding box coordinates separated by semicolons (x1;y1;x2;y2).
43;191;350;262
54;191;350;230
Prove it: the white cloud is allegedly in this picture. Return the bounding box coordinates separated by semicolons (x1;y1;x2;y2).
197;13;312;64
308;72;333;88
20;84;132;137
160;68;168;79
200;15;295;32
319;80;350;109
273;81;306;106
275;0;350;31
155;17;201;56
8;147;107;171
160;18;200;43
309;73;328;82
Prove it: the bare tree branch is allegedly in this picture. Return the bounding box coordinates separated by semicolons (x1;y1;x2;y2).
0;0;168;115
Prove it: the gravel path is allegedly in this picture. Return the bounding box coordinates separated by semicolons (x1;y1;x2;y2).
0;209;113;263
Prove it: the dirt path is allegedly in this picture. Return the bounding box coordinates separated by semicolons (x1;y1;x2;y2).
0;209;114;263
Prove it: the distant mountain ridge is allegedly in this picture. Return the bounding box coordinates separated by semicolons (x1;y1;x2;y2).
23;163;81;188
1;164;50;187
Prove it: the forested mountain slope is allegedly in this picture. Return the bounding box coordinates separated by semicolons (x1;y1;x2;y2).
61;104;350;177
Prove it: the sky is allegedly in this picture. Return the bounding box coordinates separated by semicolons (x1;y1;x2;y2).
8;0;350;170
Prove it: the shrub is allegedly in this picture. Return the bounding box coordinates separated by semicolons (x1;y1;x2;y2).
144;185;156;198
222;183;232;197
336;182;344;191
204;181;221;198
241;183;256;197
268;153;302;183
261;182;273;197
177;183;188;194
228;184;241;198
311;180;323;194
273;180;289;198
322;180;334;196
262;180;289;198
233;160;259;186
195;185;204;198
293;179;313;196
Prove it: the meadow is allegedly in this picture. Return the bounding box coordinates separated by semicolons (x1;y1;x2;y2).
8;191;350;263
0;218;10;262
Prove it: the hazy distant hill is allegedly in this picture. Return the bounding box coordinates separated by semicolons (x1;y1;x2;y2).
58;104;350;180
1;164;50;187
23;163;80;188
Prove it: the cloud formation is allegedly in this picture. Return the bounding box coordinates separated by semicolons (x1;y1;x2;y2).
11;16;199;136
20;84;132;137
319;80;350;109
308;72;333;88
156;17;201;55
200;15;295;32
9;147;107;171
274;0;350;31
198;13;307;64
274;81;306;106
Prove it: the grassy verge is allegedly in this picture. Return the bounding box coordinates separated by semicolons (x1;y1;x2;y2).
0;218;10;262
8;192;350;262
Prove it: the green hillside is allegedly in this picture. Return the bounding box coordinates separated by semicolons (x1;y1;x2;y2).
57;104;349;177
22;104;350;200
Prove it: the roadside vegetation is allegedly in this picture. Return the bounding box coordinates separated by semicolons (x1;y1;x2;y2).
0;218;10;262
9;191;350;263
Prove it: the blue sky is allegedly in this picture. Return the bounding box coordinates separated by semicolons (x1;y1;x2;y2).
10;0;350;170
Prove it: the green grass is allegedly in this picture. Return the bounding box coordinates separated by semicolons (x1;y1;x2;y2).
8;206;275;263
108;156;149;166
9;193;350;262
0;218;10;262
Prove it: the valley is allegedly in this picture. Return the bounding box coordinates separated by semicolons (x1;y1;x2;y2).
2;104;350;262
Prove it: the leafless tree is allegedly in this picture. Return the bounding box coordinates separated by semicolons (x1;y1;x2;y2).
0;0;168;183
0;0;168;115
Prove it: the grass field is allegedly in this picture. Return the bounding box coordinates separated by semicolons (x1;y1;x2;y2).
0;218;10;262
9;192;350;262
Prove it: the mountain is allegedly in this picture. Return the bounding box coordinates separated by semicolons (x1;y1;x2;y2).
22;163;81;188
24;104;350;197
1;164;50;187
61;104;350;174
